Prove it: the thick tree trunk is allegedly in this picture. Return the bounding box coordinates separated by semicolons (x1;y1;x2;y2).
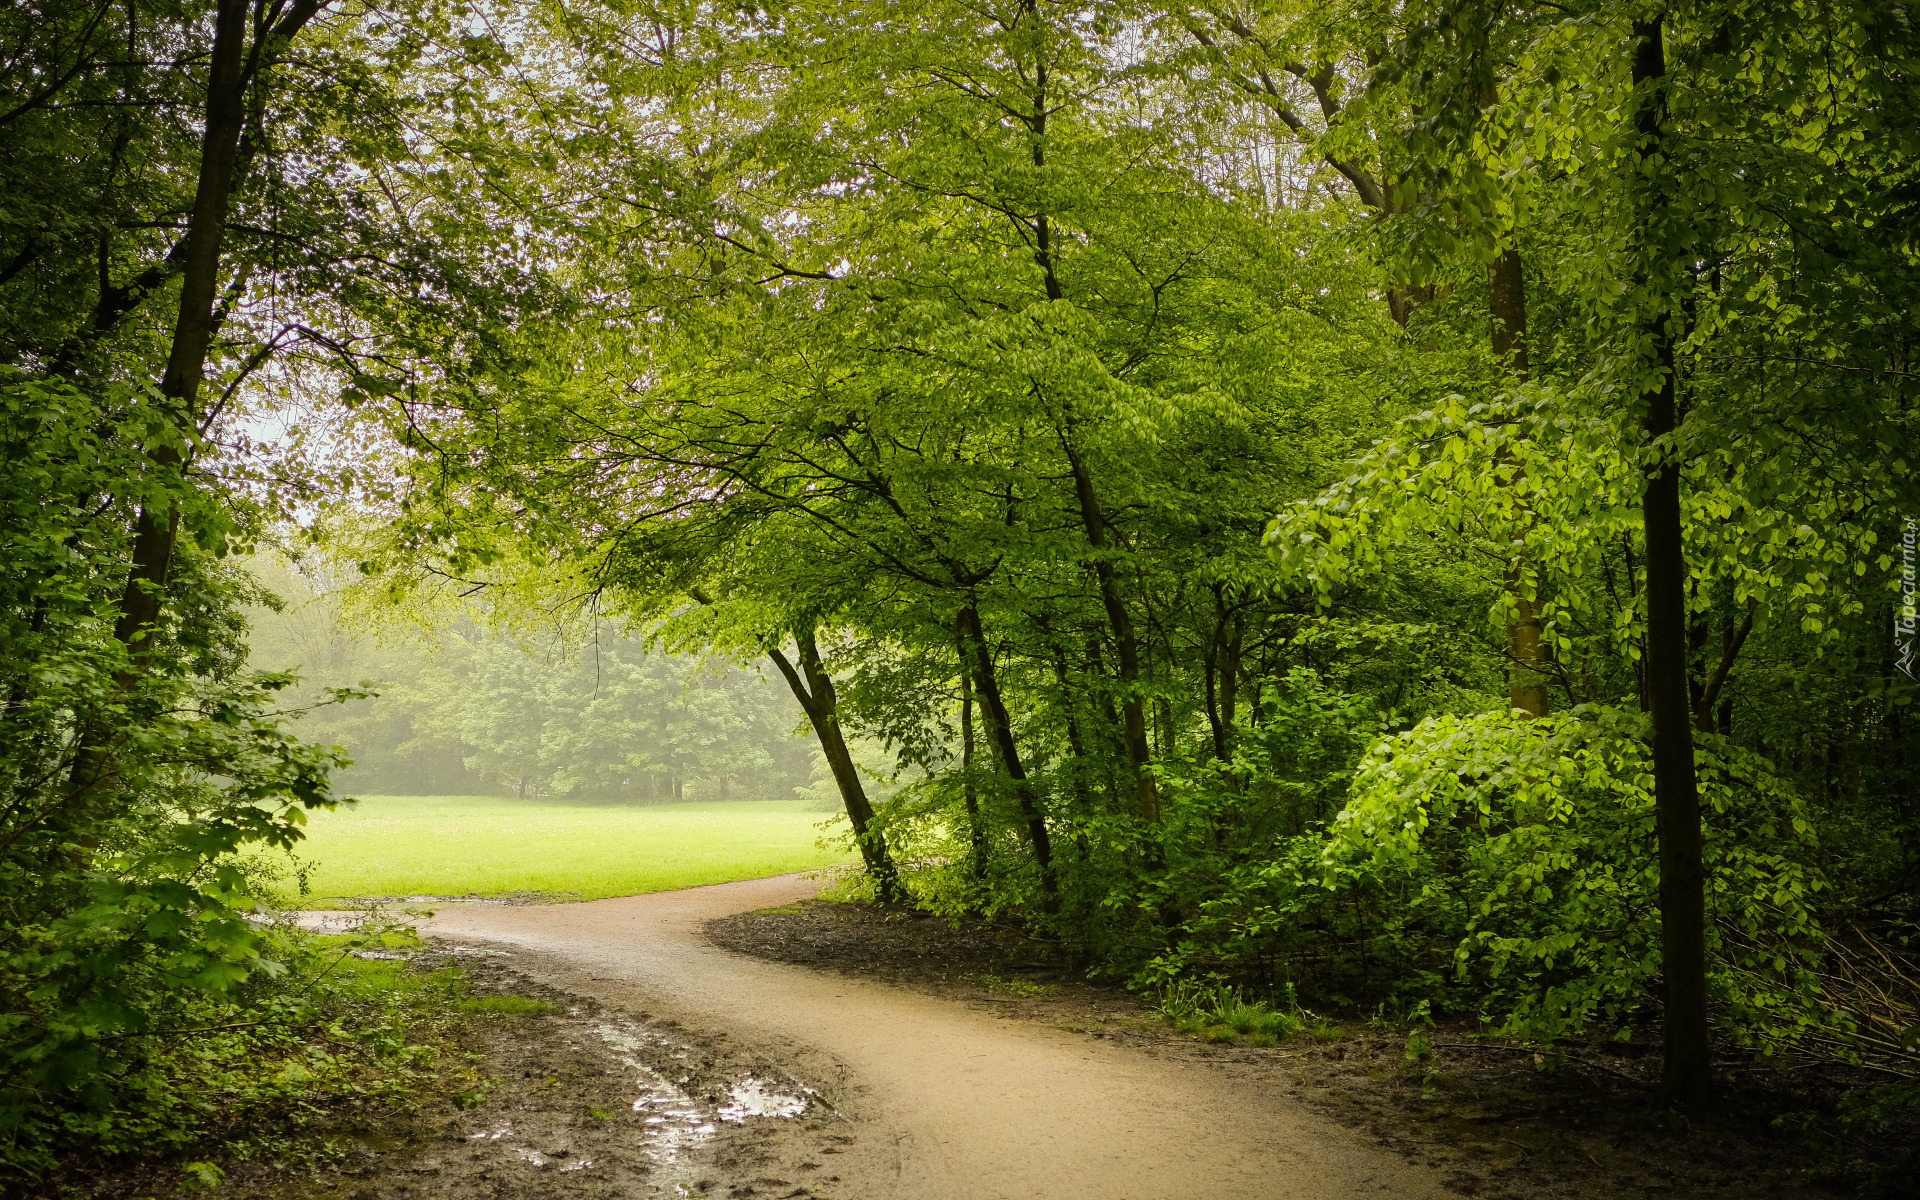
1060;437;1161;825
957;603;1057;911
1633;15;1713;1110
1504;557;1550;717
767;624;899;899
1488;247;1529;378
69;1;322;808
110;0;250;658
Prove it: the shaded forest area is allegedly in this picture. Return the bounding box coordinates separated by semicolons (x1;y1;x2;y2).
2;0;1917;1191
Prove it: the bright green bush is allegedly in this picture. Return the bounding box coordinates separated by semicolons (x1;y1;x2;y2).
1141;706;1848;1056
13;923;473;1177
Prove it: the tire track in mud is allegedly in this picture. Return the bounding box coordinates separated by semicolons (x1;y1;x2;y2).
423;875;1449;1200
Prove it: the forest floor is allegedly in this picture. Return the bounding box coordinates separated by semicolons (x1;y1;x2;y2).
707;900;1884;1200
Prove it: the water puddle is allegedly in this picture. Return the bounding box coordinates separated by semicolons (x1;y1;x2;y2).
590;1019;810;1195
352;945;511;962
460;1015;810;1193
718;1078;809;1122
590;1021;714;1194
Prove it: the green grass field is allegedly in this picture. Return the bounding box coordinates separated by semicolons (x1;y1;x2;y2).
287;795;853;908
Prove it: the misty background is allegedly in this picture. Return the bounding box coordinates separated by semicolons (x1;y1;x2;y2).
244;558;828;805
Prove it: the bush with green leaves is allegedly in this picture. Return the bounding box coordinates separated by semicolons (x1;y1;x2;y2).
18;922;476;1181
1144;705;1846;1057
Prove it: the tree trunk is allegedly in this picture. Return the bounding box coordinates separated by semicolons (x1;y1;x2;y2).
1221;612;1242;739
1633;15;1713;1110
1203;621;1223;760
67;2;325;812
1488;246;1529;378
766;622;899;899
115;0;325;662
1034;53;1157;831
66;0;250;806
1060;436;1161;825
109;0;248;659
957;603;1057;912
956;629;989;883
1203;594;1244;782
1085;632;1129;805
1485;126;1549;718
1047;644;1096;861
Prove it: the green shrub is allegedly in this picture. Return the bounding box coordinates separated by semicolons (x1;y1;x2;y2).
1158;982;1320;1046
455;996;554;1015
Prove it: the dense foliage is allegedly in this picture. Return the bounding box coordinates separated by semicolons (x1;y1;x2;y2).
361;0;1920;1105
0;373;345;1170
0;0;532;1177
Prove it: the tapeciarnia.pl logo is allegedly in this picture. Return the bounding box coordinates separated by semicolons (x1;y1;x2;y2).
1900;518;1918;679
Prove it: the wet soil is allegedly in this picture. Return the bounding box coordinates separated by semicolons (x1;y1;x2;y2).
36;953;846;1200
706;900;1875;1200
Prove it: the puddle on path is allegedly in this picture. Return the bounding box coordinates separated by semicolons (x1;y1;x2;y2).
719;1077;810;1122
439;944;818;1194
351;946;511;962
590;1019;811;1196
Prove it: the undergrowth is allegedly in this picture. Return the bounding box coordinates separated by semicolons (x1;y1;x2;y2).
1156;981;1340;1047
10;917;489;1189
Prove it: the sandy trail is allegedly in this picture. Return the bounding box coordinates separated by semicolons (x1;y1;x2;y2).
423;875;1446;1200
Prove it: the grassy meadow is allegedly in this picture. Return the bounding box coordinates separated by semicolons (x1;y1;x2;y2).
286;795;853;907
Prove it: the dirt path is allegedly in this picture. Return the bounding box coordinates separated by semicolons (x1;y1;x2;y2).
423;875;1448;1200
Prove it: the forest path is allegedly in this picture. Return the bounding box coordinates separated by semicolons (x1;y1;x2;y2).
423;874;1448;1200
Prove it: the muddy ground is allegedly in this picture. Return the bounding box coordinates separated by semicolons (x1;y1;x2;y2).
706;900;1906;1200
33;952;853;1200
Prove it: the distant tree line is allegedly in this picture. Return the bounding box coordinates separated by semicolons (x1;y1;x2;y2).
247;561;816;802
